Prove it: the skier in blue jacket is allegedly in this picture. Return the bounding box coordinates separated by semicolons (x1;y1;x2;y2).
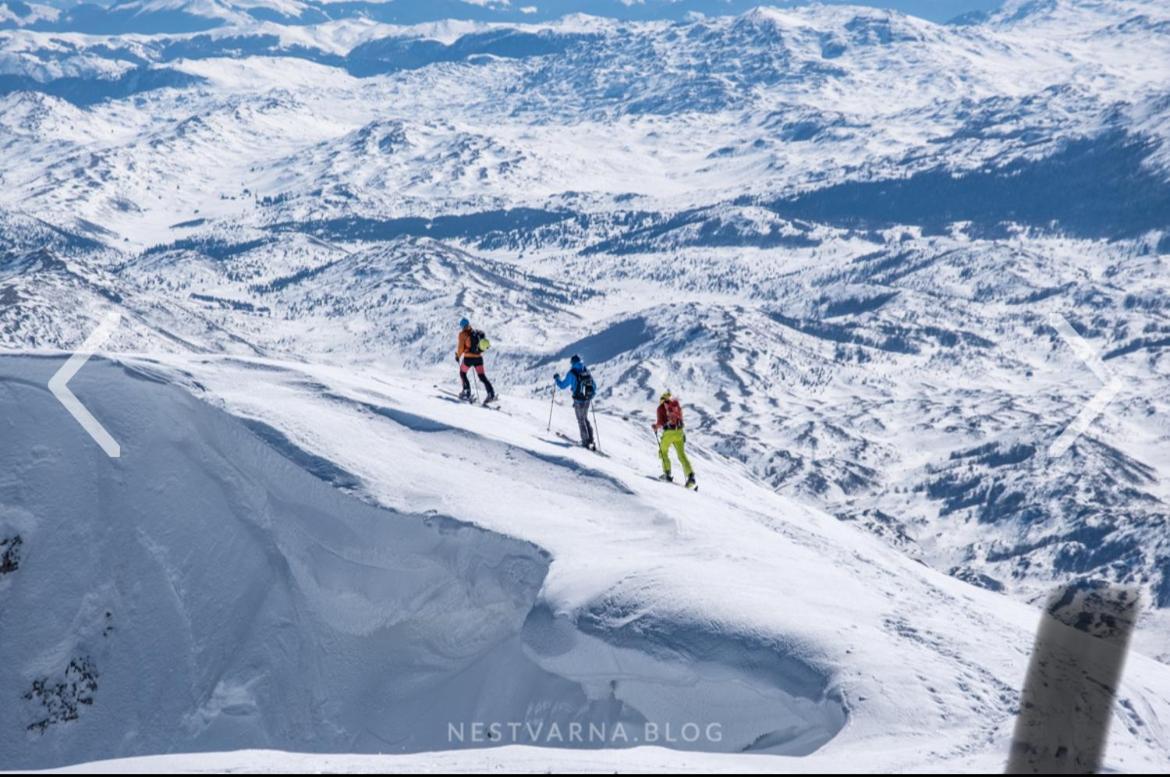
553;355;597;450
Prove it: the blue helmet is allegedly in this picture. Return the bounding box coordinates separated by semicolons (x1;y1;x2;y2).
570;354;581;365
459;317;470;329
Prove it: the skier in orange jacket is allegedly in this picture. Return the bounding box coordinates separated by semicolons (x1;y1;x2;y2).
456;318;496;403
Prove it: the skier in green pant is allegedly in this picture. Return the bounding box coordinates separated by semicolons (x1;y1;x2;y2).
652;391;696;490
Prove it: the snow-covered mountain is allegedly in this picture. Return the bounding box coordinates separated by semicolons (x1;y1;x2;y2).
2;0;1170;771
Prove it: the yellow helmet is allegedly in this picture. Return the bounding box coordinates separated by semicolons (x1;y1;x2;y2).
659;390;672;402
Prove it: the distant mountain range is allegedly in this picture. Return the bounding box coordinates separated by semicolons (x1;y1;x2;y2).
2;0;1008;32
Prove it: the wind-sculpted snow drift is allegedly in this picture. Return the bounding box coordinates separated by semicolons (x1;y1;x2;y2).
0;355;844;770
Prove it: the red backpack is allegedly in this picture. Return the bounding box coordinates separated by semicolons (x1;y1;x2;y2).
663;399;684;429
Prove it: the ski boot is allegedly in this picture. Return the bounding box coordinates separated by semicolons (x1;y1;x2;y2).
483;391;497;406
685;473;697;491
658;472;674;483
458;388;472;403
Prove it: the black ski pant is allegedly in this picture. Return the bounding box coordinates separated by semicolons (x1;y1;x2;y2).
460;356;494;396
574;399;594;447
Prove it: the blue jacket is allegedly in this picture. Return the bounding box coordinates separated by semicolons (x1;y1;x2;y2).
555;363;594;398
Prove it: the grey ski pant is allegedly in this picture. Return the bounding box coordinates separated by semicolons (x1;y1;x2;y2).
574;400;594;447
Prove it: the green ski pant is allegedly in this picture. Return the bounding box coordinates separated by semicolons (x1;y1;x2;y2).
658;428;693;477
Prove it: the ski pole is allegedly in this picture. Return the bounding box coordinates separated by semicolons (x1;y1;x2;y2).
591;401;601;452
547;385;556;431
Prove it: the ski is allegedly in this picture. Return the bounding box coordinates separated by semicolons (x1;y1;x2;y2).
434;389;502;410
433;385;474;402
555;431;605;456
433;385;502;406
645;474;697;491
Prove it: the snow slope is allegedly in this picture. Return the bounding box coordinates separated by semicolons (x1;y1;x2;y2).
3;352;1170;771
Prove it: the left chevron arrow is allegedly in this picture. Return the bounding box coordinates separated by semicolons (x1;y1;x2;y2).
48;310;122;459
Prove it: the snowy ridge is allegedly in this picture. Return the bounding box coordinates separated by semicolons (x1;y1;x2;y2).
2;352;1170;771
